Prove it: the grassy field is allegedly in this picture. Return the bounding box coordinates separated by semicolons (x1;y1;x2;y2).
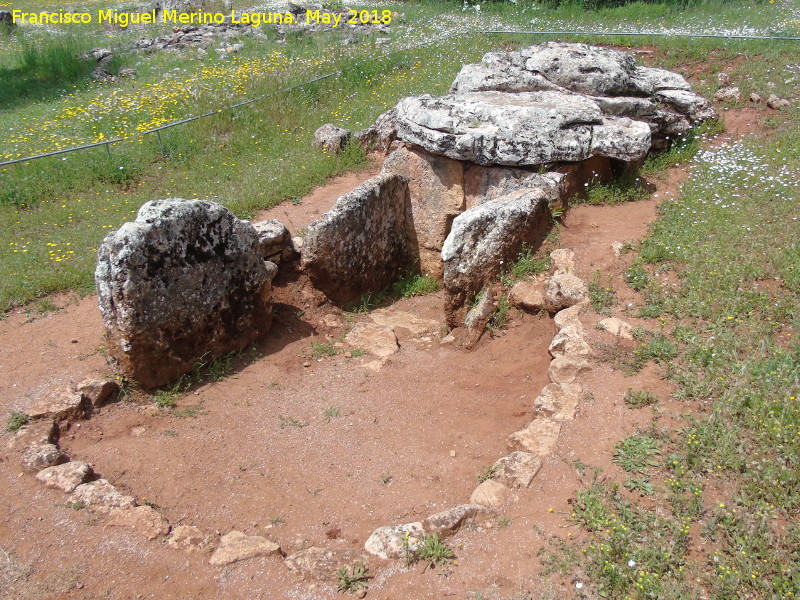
2;1;800;596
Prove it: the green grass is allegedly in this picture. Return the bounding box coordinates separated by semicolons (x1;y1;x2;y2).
336;562;371;593
623;388;659;408
311;341;338;359
6;411;28;432
613;434;662;473
391;270;439;299
588;270;617;315
500;243;552;286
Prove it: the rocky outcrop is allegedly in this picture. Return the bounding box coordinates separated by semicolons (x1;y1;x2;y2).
301;173;415;303
441;188;553;323
96;198;274;389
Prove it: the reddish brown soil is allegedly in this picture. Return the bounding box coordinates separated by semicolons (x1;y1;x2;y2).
0;110;758;600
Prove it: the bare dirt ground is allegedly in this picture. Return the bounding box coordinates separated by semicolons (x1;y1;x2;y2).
0;110;760;600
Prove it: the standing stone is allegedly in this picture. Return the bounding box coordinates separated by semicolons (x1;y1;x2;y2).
301;173;415;304
382;146;465;278
441;188;550;324
96;199;274;389
464;167;563;209
354;107;399;154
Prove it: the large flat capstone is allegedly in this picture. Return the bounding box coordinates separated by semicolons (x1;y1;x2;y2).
96;198;273;389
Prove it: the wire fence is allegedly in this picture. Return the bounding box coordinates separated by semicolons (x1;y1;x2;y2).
1;27;797;170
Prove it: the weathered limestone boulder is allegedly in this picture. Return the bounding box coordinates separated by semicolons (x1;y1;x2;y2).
382;146;465;278
167;525;217;552
550;249;575;275
25;390;88;423
96;199;273;389
313;123;351;154
767;94;793;110
553;304;584;332
301;173;415;303
598;317;634;340
364;522;424;559
549;326;592;358
395;91;651;167
465;167;563;209
36;461;93;493
209;531;281;566
463;286;495;346
714;87;742;102
442;188;551;323
354;107;399;153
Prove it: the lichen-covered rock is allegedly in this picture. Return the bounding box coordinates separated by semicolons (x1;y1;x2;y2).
313;123;351;154
36;461;93;493
714;87;742;102
381;146;465;278
301;173;415;303
395;91;651;167
656;89;717;122
95;199;274;389
209;531;281;566
442;188;552;323
364;522;425;560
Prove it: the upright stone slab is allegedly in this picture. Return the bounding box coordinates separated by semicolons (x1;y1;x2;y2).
96;198;273;389
382;146;465;278
441;188;551;324
301;173;415;303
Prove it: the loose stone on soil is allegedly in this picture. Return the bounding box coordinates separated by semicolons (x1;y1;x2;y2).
422;504;495;538
25;390;87;423
508;419;562;456
364;522;425;560
209;531;282;566
21;443;63;472
549;326;592;358
544;273;588;312
69;479;137;513
35;461;92;493
469;479;512;508
76;379;120;408
533;383;584;422
509;280;546;312
167;525;217;552
548;355;591;384
344;323;399;358
492;452;543;488
597;317;634;340
106;506;171;540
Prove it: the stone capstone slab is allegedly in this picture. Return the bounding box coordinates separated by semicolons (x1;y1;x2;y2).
301;173;415;304
96;198;274;389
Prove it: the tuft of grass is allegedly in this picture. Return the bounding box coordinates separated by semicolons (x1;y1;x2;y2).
391;271;439;299
501;243;551;285
588;270;617;315
487;294;510;332
6;411;28;433
311;341;338;359
613;434;661;473
575;173;647;206
343;290;387;314
415;533;456;570
623;388;659;409
476;464;499;483
336;562;371;593
278;415;308;429
323;406;341;422
625;262;651;292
